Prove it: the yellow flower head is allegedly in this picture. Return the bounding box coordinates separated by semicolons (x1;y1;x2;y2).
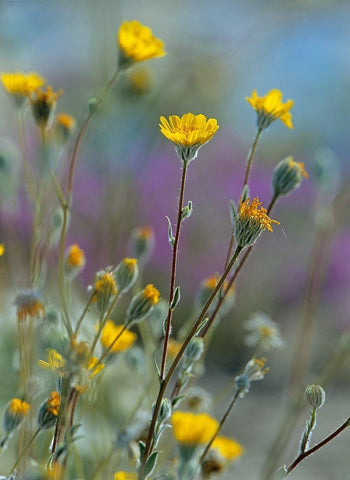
235;197;280;248
0;243;4;256
131;226;155;261
92;270;118;313
31;85;62;129
159;113;219;162
1;71;46;107
114;473;137;480
15;290;45;322
45;391;61;416
287;158;308;178
38;349;66;375
142;284;160;305
66;244;86;268
125;67;153;96
171;411;219;446
211;436;245;461
54;113;76;143
168;338;182;358
118;20;166;68
3;398;30;433
246;89;294;130
101;320;137;353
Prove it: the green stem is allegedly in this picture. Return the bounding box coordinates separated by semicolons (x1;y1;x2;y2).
9;428;40;474
242;127;262;188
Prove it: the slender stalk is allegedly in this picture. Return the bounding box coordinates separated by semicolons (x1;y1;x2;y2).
199;389;240;465
74;294;94;335
285;416;350;476
58;203;73;337
160;160;188;380
90;292;121;354
51;377;70;454
9;428;40;474
138;246;242;479
242;127;262;188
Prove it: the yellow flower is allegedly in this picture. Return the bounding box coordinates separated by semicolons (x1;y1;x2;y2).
171;412;219;446
211;436;244;461
234;197;280;248
3;398;30;433
114;473;137;480
15;290;45;322
0;243;4;256
1;71;46;107
101;320;137;352
287;158;308;178
168;338;182;358
54;113;76;143
142;284;160;305
65;244;86;275
46;391;61;416
92;270;118;313
38;349;66;375
159;113;219;162
125;67;153;95
118;20;166;68
246;89;294;130
31;85;62;129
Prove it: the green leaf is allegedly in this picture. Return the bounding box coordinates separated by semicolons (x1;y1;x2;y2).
181;200;193;221
165;216;175;247
145;451;160;477
170;286;181;310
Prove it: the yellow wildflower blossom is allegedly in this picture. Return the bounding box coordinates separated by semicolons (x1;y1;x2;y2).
118;20;166;68
211;436;244;461
65;244;86;276
1;71;46;107
54;113;76;143
246;88;294;130
238;198;279;233
142;283;160;305
46;391;61;416
171;412;219;446
0;243;4;256
38;349;66;375
114;473;137;480
3;398;30;433
101;320;137;353
159;113;219;162
92;270;118;312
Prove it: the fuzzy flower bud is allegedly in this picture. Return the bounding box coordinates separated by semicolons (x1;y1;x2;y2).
91;269;118;313
130;226;155;262
115;258;139;293
37;391;60;429
184;337;204;362
272;156;308;197
126;284;160;323
305;384;326;409
235;358;268;397
53;113;76;144
3;398;30;433
64;244;86;279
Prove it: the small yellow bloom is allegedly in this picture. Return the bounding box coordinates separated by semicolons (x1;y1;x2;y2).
66;244;86;269
239;197;279;233
0;243;4;256
118;20;166;68
159;113;219;162
38;349;66;375
31;85;62;129
54;113;76;143
46;391;61;416
114;473;137;480
246;89;294;130
95;272;117;295
168;338;182;358
142;284;160;305
7;398;30;417
287;158;308;178
15;290;45;322
211;436;244;461
3;398;30;433
1;71;46;107
101;320;137;353
171;411;219;446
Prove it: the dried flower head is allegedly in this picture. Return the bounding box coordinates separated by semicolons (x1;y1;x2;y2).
246;88;294;130
3;398;30;433
235;357;268;397
272;156;308;197
101;321;137;353
31;85;62;129
159;113;219;162
1;71;46;107
171;411;218;446
118;20;166;69
234;197;279;248
15;290;45;322
245;312;284;351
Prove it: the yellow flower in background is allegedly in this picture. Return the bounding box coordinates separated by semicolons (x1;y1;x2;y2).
159;113;219;162
171;411;218;446
118;20;166;68
31;85;62;129
45;391;61;416
54;113;76;144
101;321;137;353
142;283;160;305
38;349;66;375
114;472;137;480
3;398;30;434
1;71;46;107
168;338;182;358
246;89;294;130
15;290;45;322
0;243;4;256
65;244;86;277
211;436;244;461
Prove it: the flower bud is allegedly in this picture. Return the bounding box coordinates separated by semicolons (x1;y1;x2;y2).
126;284;160;323
53;113;76;145
64;244;86;279
130;226;155;262
115;258;139;293
3;399;30;433
184;337;204;362
91;269;117;313
305;384;325;409
14;290;45;322
37;391;60;429
272;156;308;197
